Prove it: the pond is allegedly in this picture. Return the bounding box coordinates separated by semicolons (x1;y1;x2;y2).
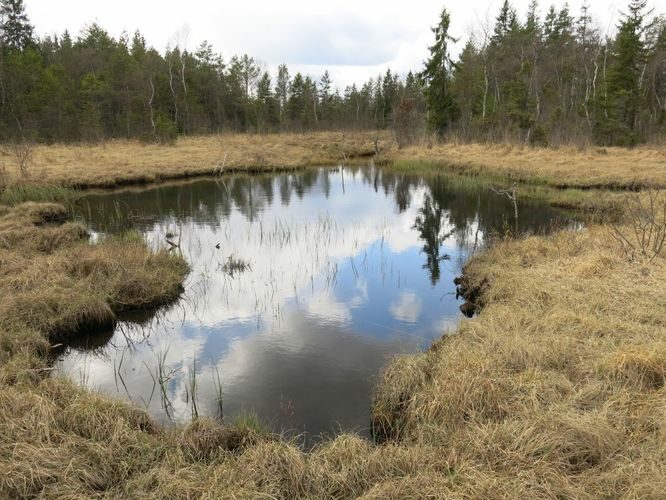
56;166;573;444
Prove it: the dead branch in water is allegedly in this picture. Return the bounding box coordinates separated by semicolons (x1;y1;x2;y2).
491;183;519;233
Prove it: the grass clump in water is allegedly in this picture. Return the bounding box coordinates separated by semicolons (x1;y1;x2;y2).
221;254;252;277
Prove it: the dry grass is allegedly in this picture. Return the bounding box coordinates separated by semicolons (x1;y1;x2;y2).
0;204;188;341
4;132;663;193
391;142;666;190
371;222;666;497
2;192;666;497
1;132;384;189
2;136;666;497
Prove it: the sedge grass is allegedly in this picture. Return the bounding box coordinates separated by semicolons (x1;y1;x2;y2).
3;132;385;189
1;157;666;496
5;132;663;194
2;210;665;498
391;142;666;190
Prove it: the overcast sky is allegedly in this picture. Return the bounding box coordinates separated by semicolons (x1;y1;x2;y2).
26;0;660;88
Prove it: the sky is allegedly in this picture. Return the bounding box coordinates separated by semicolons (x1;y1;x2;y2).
25;0;660;88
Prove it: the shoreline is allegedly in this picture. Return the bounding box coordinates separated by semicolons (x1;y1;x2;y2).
2;132;664;192
1;139;665;497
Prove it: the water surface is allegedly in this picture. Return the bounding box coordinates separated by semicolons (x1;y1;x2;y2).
57;167;571;442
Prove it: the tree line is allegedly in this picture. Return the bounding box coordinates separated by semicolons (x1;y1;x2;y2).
0;0;663;146
0;0;425;143
424;0;666;146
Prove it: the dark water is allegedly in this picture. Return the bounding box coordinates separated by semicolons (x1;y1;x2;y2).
57;167;572;443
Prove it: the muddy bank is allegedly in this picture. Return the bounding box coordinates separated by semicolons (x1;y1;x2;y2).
454;274;488;318
0;201;189;346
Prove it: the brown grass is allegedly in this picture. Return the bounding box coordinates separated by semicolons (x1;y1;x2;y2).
1;136;666;497
2;132;664;192
391;141;666;190
0;205;188;341
1;132;384;189
371;222;666;497
2;193;665;497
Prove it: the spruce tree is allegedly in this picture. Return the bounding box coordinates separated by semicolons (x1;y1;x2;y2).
274;64;290;128
319;70;333;122
493;0;519;45
525;0;541;36
420;8;458;135
603;0;651;144
256;71;278;131
288;73;305;126
0;0;33;50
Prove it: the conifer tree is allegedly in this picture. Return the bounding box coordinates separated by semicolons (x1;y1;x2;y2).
492;0;519;45
420;8;458;134
601;0;651;144
319;70;333;121
525;0;541;36
275;64;290;129
288;72;305;127
0;0;33;50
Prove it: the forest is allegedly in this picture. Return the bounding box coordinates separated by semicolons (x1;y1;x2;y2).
0;0;664;146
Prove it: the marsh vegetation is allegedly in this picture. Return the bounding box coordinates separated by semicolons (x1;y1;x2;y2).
1;161;663;498
0;0;664;496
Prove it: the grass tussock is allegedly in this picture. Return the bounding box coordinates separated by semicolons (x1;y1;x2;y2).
3;201;666;497
220;254;252;277
0;207;188;340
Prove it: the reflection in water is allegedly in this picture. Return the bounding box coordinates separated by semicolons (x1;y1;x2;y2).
58;167;572;443
413;194;452;285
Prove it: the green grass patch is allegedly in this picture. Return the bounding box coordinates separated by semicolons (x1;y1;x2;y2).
0;183;78;206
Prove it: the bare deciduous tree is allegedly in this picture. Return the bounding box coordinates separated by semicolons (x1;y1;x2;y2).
6;138;34;177
610;190;666;262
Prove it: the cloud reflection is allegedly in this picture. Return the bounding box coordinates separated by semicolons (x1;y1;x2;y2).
59;167;572;439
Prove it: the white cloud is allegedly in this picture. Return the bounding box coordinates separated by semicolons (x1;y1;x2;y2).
27;0;618;89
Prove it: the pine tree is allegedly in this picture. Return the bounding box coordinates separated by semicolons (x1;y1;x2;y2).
0;0;33;50
420;8;459;134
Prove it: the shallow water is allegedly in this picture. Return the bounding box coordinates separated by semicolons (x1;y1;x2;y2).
57;166;572;443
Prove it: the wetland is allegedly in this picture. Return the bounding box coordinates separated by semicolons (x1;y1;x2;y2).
56;166;574;443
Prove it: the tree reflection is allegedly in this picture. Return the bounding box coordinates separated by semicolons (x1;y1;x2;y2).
413;194;451;286
76;168;568;256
